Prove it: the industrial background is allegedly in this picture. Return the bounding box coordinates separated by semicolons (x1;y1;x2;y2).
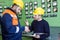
0;0;60;40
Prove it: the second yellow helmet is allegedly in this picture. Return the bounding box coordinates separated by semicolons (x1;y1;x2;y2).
33;7;45;15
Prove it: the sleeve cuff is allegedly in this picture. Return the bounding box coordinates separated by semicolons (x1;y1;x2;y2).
21;26;25;31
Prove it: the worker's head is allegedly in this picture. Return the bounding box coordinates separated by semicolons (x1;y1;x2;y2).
33;7;45;20
12;0;24;14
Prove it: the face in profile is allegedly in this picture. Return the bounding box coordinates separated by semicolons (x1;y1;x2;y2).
16;6;22;14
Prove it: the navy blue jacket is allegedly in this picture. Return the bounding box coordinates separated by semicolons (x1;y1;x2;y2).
0;16;1;24
1;8;25;40
30;19;50;40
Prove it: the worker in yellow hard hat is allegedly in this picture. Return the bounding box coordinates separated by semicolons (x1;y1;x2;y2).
25;7;50;40
13;0;24;9
33;7;45;20
1;0;30;40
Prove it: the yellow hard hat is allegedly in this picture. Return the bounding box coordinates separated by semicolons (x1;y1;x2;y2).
33;7;45;15
13;0;24;9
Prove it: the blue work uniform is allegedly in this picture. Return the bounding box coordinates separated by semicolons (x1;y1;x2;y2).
0;16;1;24
1;8;25;40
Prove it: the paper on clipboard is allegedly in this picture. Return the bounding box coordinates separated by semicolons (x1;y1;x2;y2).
27;33;45;37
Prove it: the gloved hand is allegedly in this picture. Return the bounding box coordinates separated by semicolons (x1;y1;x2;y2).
33;33;40;39
25;26;30;32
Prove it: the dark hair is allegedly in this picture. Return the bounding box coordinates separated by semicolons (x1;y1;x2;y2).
12;4;18;8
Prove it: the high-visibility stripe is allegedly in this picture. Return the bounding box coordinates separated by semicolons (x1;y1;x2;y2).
2;9;18;26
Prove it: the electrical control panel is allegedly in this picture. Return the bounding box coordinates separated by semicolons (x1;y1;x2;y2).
0;0;60;27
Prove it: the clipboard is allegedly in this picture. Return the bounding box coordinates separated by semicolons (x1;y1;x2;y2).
23;33;45;37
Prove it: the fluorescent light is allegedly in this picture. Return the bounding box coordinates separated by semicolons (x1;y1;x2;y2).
34;1;38;4
53;7;57;12
42;4;45;8
53;1;57;6
47;0;51;2
26;12;28;14
47;3;51;7
47;8;51;12
0;6;2;8
25;3;28;6
0;10;2;12
34;6;37;9
30;7;33;10
30;2;33;6
42;0;45;3
30;11;33;14
25;7;28;10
